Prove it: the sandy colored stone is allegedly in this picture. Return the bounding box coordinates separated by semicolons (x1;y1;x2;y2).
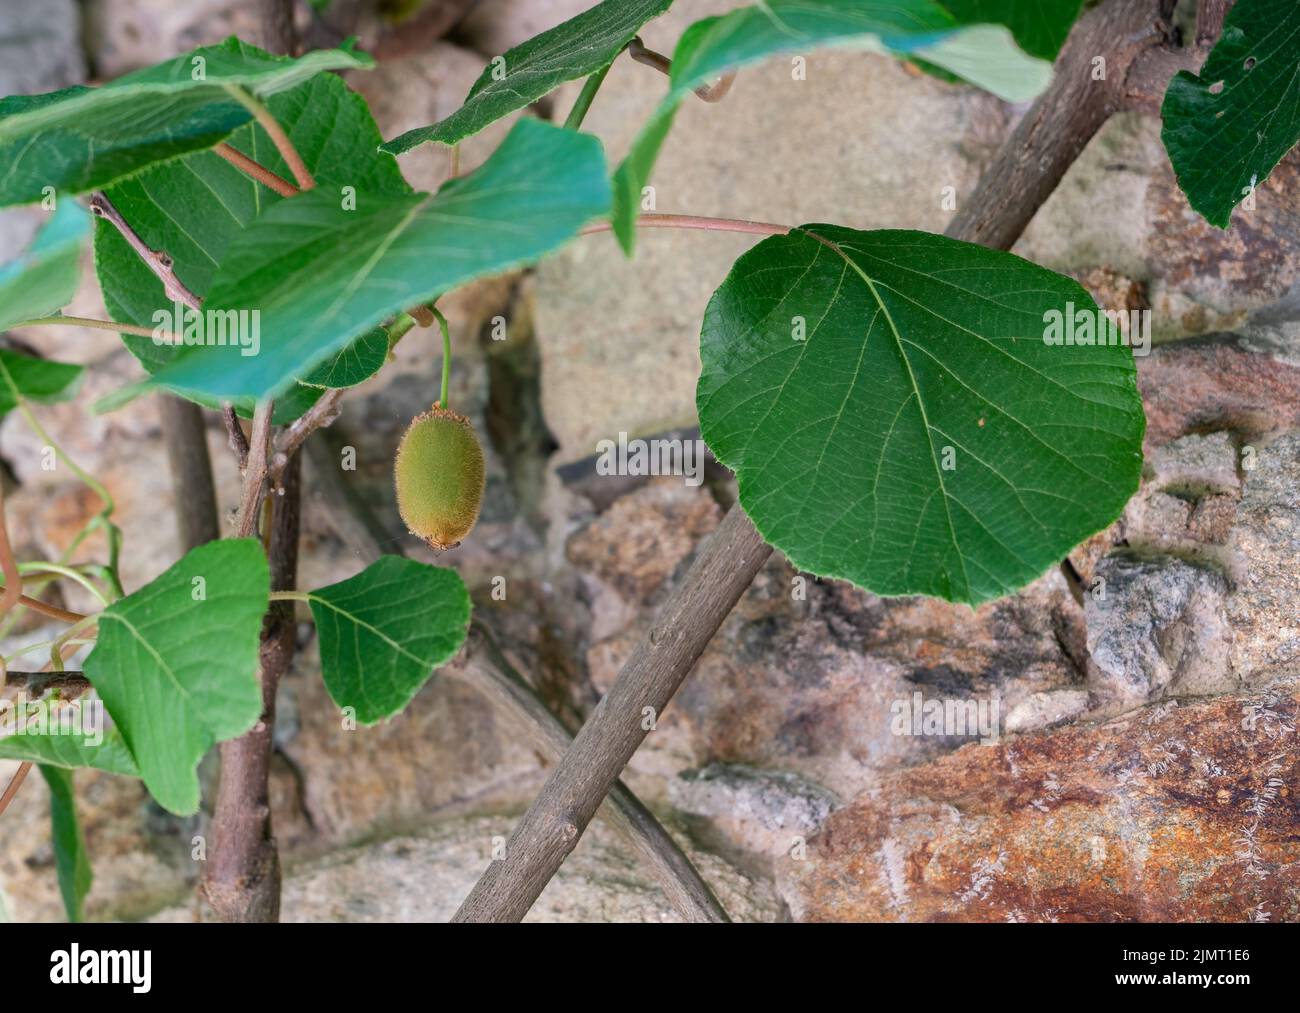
565;478;722;602
534;0;1007;463
1227;433;1300;684
152;814;781;923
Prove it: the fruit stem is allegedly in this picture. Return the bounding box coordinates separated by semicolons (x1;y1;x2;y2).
432;306;452;409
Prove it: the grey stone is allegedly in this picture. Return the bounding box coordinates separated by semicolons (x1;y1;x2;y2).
669;763;838;863
85;0;261;78
1146;431;1241;498
1085;556;1236;713
0;0;84;95
1227;432;1300;683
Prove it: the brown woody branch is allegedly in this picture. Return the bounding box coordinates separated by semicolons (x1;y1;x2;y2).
88;192;204;310
202;450;300;922
200;7;309;921
452;0;1218;923
947;0;1181;249
1;671;93;708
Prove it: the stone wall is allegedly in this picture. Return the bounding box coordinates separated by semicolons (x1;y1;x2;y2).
0;0;1297;922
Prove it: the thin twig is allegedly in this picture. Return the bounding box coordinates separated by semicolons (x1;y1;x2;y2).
214;142;300;198
628;36;736;103
270;390;343;484
0;641;85;817
88;193;203;311
224;85;316;191
1;671;92;699
266;314;419;488
89;192;249;480
582;213;790;238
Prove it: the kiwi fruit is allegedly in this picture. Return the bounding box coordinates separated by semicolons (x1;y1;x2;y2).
394;404;486;550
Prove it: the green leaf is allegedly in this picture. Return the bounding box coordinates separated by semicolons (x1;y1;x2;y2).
1161;0;1300;229
82;539;269;815
0;728;139;777
93;65;408;419
0;201;90;329
305;556;470;725
381;0;673;153
611;0;1051;253
0;37;374;207
39;766;92;923
150;118;611;402
0;349;83;418
298;326;390;388
697;227;1145;606
937;0;1083;61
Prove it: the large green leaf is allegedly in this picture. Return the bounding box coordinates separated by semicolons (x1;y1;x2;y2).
82;539;269;815
149;118;610;402
0;202;89;329
382;0;673;153
0;37;373;207
1161;0;1300;229
0;727;139;776
0;349;82;418
938;0;1083;61
305;556;470;725
610;0;1051;253
94;66;408;420
39;766;92;923
697;227;1145;606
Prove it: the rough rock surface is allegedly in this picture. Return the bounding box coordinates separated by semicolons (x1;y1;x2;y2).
778;687;1300;922
2;0;1299;924
150;815;782;923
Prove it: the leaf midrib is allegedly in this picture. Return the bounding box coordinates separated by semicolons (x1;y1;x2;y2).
803;226;971;600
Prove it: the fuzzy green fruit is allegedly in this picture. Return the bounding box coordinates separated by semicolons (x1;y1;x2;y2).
394;405;486;550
